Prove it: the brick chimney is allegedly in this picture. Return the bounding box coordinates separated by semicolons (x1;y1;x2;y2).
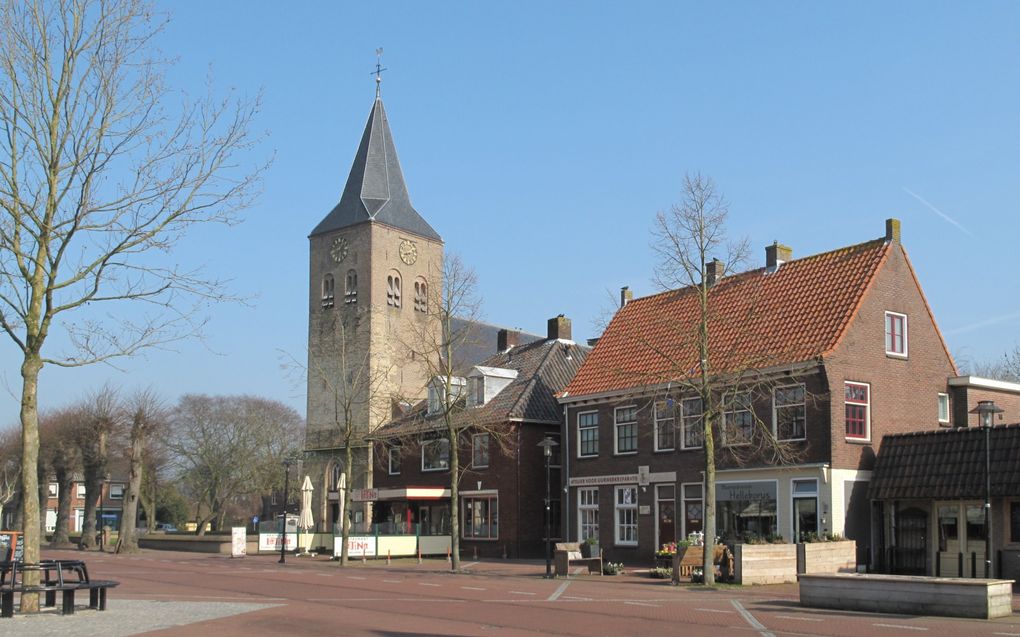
497;328;520;352
620;286;633;308
765;242;793;272
705;258;724;287
885;218;901;243
548;315;572;341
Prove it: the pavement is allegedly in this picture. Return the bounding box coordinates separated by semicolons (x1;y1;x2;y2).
0;548;1017;637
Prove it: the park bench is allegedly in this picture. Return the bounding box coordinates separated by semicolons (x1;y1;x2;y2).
0;559;118;617
554;542;602;577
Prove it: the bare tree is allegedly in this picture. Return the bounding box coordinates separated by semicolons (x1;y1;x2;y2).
38;406;81;545
165;394;302;535
0;0;264;607
285;308;391;565
0;429;19;528
970;345;1020;382
400;253;487;572
73;387;119;550
115;389;165;553
650;173;805;584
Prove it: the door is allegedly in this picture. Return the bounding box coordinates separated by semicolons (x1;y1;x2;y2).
935;502;987;578
656;484;675;549
892;507;927;575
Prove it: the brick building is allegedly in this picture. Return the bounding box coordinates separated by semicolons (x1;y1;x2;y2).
370;317;589;558
44;475;127;534
556;219;978;565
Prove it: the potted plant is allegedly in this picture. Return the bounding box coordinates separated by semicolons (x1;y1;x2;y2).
603;561;625;576
581;536;599;558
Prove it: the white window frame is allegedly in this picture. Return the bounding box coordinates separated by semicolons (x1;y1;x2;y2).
48;483;58;498
938;392;950;424
577;410;599;458
472;433;490;469
76;484;86;499
421;438;450;472
388;447;401;475
790;478;819;542
653;400;675;452
614;405;638;455
614;485;639;546
109;483;125;500
844;381;871;441
722;391;752;446
681;482;704;539
681;397;704;450
884;311;908;357
578;487;599;542
773;383;807;441
462;494;498;540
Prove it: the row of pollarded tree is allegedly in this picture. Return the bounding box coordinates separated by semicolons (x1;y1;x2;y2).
0;389;304;552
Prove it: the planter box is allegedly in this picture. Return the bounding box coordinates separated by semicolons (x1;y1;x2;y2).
800;573;1015;619
733;543;798;585
797;540;857;575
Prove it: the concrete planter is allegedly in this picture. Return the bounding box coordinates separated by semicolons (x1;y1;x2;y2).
733;543;798;585
800;573;1015;619
797;540;857;575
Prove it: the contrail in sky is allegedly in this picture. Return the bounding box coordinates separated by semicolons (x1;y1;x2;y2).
902;187;973;237
944;310;1020;335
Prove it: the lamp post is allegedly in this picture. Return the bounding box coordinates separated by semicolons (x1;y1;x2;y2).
279;458;293;565
537;436;559;579
970;400;1002;578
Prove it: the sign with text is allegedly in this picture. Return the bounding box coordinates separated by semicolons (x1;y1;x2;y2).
258;532;297;552
568;471;676;487
231;527;247;557
0;532;23;561
351;488;378;502
333;535;376;558
717;481;777;502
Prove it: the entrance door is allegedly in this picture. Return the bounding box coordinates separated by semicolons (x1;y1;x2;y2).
893;507;927;575
656;485;675;549
935;502;988;578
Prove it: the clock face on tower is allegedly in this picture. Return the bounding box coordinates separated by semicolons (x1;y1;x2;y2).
399;239;418;265
330;236;349;263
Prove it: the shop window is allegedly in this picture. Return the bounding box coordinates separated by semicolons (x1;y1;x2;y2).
615;486;638;545
578;487;599;542
716;481;777;542
463;495;498;539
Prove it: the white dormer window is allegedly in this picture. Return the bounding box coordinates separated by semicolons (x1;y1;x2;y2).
466;366;518;407
428;376;466;414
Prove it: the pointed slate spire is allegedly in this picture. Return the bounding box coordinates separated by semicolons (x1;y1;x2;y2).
310;97;441;241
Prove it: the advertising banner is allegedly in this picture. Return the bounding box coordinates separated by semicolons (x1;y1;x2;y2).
333;535;376;558
231;527;247;557
259;532;297;552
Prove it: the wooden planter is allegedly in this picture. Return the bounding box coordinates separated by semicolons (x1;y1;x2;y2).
733;543;798;585
797;540;857;575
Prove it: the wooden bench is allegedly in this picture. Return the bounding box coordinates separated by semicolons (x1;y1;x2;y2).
671;545;732;579
554;542;602;577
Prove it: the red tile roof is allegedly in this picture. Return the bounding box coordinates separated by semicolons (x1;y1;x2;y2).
561;238;892;398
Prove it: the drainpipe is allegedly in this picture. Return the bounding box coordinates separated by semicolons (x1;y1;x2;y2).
562;402;571;541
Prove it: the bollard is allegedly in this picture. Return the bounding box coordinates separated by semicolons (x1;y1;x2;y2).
417;547;422;565
502;545;507;560
387;550;391;565
447;546;451;563
362;552;367;564
473;546;478;561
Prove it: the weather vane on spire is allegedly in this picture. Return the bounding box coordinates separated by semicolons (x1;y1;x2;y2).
373;48;387;98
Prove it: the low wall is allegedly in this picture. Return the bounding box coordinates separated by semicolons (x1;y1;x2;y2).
734;544;798;585
138;534;258;555
800;573;1015;619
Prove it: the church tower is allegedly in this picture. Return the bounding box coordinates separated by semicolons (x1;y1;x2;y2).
305;89;443;532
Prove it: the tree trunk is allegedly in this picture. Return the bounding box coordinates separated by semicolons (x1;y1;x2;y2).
79;468;101;550
449;430;460;572
19;355;43;612
37;463;48;540
340;447;353;565
52;467;73;545
140;474;156;532
116;423;145;553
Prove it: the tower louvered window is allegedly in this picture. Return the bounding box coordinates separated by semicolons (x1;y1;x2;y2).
321;274;335;309
345;270;357;304
414;279;427;312
387;274;401;307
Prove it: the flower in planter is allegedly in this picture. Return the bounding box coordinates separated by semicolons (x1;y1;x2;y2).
649;566;673;579
603;562;625;575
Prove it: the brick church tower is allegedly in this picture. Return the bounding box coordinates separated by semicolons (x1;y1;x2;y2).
304;90;443;532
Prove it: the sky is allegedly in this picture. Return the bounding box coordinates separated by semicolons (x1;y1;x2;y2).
3;1;1020;426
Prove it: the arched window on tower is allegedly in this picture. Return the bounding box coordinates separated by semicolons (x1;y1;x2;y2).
321;274;335;309
414;278;427;313
387;272;402;307
345;270;357;304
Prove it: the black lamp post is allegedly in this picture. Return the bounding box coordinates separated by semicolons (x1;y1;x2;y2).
537;436;559;579
970;400;1002;578
279;458;293;565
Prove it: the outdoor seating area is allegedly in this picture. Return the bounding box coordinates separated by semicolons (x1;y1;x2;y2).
554;542;603;577
0;558;118;618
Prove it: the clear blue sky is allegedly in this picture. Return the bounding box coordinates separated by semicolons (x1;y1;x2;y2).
3;1;1019;425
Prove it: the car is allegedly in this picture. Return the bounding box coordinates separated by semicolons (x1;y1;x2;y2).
154;523;177;533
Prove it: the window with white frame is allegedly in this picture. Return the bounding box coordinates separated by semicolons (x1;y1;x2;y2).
615;406;637;454
48;483;58;498
472;433;490;468
422;438;450;471
885;311;907;356
774;384;806;441
682;398;704;449
109;483;124;499
76;484;86;499
578;487;599;541
463;495;498;539
615;486;638;545
654;400;675;451
844;381;870;440
578;411;598;457
792;479;818;542
722;392;752;445
938;393;950;424
388;447;401;475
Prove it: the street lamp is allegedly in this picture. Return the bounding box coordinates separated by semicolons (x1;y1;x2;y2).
537;436;559;579
970;400;1002;578
279;457;293;565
